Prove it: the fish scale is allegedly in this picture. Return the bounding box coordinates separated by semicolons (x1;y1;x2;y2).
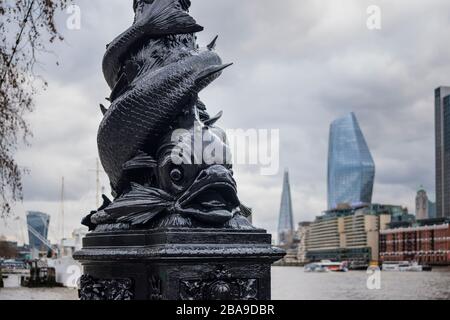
98;51;223;195
98;0;228;196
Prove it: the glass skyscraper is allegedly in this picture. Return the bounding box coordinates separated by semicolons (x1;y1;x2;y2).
327;112;375;210
435;86;450;218
278;170;294;246
26;211;50;252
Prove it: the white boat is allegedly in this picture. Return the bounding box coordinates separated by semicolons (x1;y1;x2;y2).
46;228;87;288
304;260;348;272
0;260;29;288
304;263;329;273
47;256;82;288
382;261;424;272
2;273;23;288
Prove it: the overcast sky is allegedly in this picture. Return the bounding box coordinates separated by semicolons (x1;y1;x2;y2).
2;0;450;244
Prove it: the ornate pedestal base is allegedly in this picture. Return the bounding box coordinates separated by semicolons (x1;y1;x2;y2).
74;228;285;300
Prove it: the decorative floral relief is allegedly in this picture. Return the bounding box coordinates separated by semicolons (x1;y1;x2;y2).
79;274;134;300
179;265;258;300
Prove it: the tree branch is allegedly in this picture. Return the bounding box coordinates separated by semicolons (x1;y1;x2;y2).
0;0;35;89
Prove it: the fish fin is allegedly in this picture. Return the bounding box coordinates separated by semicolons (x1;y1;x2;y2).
239;203;253;218
204;111;223;126
99;194;112;210
138;0;203;35
207;35;219;50
117;207;165;226
195;63;233;84
126;183;175;202
100;104;108;115
224;214;256;230
110;73;130;101
196;99;207;111
178;0;191;11
81;195;112;231
198;109;211;123
122;150;157;171
81;211;97;231
105;183;174;225
123;60;141;84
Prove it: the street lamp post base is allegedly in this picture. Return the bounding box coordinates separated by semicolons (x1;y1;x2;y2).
74;228;285;300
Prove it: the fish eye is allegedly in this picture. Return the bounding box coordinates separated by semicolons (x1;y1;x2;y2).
170;167;183;182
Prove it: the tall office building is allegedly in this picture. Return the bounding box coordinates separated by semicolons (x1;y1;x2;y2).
415;187;437;220
327;112;375;210
415;187;429;220
428;201;437;219
277;170;295;246
435;86;450;218
26;211;50;252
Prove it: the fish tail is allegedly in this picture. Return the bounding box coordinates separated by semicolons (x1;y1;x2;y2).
138;0;204;35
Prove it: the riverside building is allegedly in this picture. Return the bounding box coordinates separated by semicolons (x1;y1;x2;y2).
305;204;407;264
380;218;450;265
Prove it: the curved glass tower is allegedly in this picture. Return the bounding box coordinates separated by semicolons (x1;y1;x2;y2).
327;112;375;210
26;211;50;252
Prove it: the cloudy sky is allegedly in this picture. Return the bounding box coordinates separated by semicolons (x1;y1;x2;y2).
2;0;450;244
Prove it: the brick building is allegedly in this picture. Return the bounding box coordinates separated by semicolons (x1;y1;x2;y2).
380;219;450;265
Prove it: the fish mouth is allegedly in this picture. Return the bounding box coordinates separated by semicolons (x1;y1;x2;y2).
176;166;239;224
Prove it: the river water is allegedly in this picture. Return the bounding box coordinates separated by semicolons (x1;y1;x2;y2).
1;267;450;300
272;266;450;300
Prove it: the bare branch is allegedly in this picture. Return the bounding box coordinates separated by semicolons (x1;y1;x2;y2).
0;0;70;218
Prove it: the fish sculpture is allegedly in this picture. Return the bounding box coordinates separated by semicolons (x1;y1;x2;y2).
83;0;253;231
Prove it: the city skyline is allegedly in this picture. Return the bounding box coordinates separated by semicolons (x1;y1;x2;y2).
1;0;448;243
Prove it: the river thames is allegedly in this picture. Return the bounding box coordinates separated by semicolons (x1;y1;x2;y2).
1;267;450;300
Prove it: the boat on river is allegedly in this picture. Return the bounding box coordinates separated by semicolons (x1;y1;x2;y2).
304;260;348;272
381;261;430;272
0;260;29;288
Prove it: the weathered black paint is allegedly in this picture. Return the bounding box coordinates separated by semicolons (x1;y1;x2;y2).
75;229;284;300
75;0;285;300
83;0;253;230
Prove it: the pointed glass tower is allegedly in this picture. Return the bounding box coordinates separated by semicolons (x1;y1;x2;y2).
278;170;295;246
327;112;375;210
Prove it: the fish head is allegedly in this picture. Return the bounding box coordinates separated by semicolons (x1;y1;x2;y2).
176;164;239;224
155;123;238;224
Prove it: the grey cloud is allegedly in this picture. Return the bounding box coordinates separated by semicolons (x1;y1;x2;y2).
2;0;449;242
